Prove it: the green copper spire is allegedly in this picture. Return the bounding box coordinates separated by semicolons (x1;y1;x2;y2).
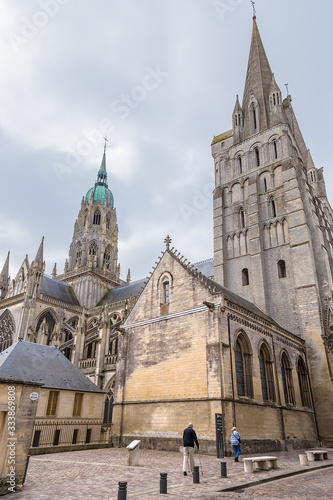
85;141;114;208
96;138;108;187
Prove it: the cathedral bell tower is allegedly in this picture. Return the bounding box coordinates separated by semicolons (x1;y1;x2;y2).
211;14;333;445
58;144;124;308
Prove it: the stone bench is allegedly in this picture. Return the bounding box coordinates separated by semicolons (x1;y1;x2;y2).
305;450;329;462
243;456;278;474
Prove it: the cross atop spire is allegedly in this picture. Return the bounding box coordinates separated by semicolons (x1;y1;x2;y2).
96;142;108;187
251;0;256;19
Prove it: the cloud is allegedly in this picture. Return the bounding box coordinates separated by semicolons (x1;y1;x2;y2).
0;0;332;285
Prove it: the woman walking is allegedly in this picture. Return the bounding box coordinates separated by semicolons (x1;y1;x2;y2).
230;426;241;462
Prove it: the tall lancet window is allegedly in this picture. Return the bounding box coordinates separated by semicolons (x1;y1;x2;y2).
238;156;242;174
103;245;112;270
269;196;277;218
252;103;257;131
239;207;245;228
93;209;101;225
273;140;278;159
254;147;260;167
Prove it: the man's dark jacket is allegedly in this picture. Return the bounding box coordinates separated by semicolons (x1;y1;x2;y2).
183;427;199;448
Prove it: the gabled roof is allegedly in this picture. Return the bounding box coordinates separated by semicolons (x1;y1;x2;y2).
98;258;214;306
41;275;80;305
135;245;286;331
0;341;103;393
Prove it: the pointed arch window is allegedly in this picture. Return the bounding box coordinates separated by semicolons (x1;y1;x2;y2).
235;332;253;398
297;357;312;408
89;241;98;256
103;380;115;424
281;352;295;406
259;343;276;402
93;209;101;225
36;311;56;345
252;103;257;131
159;273;172;315
242;268;249;286
103;245;112;270
106;215;110;230
75;242;82;267
278;260;286;278
0;312;15;352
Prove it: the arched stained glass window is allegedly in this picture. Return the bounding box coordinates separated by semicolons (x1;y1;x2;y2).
259;343;276;402
235;333;253;398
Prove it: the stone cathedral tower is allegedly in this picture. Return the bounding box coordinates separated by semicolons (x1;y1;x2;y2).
212;15;333;445
58;145;125;308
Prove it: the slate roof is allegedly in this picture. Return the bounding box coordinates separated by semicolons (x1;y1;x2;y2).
0;341;103;393
41;275;80;305
98;279;146;306
191;258;214;278
209;277;284;328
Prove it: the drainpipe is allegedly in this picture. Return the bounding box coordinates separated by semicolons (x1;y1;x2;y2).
304;349;320;443
271;336;286;443
227;313;236;426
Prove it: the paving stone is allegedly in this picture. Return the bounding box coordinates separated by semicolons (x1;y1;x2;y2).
7;447;333;499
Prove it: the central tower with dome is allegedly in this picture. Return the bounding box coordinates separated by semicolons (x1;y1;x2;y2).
58;144;125;308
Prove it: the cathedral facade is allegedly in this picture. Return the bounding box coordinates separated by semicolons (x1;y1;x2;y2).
0;144;141;414
1;14;333;453
112;16;333;453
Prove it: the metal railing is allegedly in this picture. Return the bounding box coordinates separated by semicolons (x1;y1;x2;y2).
31;419;107;449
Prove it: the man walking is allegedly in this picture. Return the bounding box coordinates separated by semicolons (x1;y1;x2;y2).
182;422;199;475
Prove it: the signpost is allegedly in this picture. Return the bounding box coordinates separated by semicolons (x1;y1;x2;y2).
215;413;224;458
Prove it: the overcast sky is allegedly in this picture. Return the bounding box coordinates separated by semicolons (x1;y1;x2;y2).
0;0;332;282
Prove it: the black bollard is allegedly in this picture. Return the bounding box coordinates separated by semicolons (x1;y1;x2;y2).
160;472;167;494
221;461;227;478
118;481;127;500
193;465;200;484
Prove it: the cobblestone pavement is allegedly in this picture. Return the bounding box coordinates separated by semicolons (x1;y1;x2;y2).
7;447;333;500
238;467;333;499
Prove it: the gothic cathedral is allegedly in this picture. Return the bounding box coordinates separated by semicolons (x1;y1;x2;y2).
1;14;333;452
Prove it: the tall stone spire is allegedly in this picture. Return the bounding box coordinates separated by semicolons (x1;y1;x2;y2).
32;237;45;269
0;251;10;299
242;16;273;138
